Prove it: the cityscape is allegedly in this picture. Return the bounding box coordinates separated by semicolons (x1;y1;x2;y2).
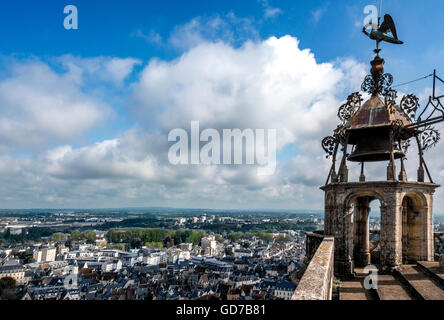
0;208;443;300
0;209;319;300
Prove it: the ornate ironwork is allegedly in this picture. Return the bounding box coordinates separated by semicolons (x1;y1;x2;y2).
384;88;397;104
322;124;348;159
420;126;440;151
337;92;363;123
347;92;364;107
400;139;410;154
391;119;408;142
384;88;398;114
322;136;336;158
361;73;393;95
400;94;419;121
361;75;374;93
380;73;394;92
333;125;347;145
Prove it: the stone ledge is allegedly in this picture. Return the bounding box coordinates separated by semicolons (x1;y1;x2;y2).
292;237;335;300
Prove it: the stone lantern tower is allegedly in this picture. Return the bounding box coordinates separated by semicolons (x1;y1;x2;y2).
320;54;442;277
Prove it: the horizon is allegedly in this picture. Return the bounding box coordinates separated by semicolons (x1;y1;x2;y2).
0;206;443;217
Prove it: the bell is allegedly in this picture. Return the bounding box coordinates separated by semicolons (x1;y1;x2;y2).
345;94;412;163
348;127;404;162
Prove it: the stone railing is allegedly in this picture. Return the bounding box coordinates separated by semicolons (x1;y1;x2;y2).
292;237;335;300
435;232;444;259
305;230;325;261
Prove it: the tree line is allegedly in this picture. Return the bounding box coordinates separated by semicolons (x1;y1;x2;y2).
106;229;206;249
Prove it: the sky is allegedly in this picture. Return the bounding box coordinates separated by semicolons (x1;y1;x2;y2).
0;0;443;211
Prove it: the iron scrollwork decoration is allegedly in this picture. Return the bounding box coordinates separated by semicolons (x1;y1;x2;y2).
361;73;393;95
361;75;374;94
322;136;336;158
400;139;410;154
380;73;394;94
333;125;347;145
384;88;398;114
400;94;419;121
337;92;363;124
420;126;441;151
391;119;404;138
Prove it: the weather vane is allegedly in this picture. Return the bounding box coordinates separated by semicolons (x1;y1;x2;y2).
362;2;403;55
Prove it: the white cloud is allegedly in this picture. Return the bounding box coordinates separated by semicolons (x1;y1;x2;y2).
43;139;157;181
5;20;444;212
131;35;366;153
135;14;259;52
0;56;142;151
260;0;283;19
0;60;111;148
312;6;328;24
58;55;141;86
5;33;366;209
131;29;163;46
16;33;365;209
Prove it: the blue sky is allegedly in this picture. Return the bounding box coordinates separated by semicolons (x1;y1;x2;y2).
2;0;442;141
1;1;443;69
0;0;443;210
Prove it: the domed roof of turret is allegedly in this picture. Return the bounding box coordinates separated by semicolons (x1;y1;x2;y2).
347;95;412;131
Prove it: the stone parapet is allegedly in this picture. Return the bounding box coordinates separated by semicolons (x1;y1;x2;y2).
292;237;335;300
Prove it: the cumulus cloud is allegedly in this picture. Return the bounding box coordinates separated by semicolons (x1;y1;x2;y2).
42;129;159;181
131;35;366;154
6;18;444;211
0;56;142;151
2;34;367;209
57;55;142;86
132;14;259;52
0;60;111;149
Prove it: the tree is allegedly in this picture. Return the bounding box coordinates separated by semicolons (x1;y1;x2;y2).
163;235;174;248
144;242;163;249
276;235;292;243
70;231;81;241
52;233;67;241
130;239;143;249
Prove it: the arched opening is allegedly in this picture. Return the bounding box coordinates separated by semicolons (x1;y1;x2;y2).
350;195;382;268
401;194;424;263
369;200;381;266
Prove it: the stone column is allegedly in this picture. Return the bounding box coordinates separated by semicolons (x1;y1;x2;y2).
424;193;434;261
334;201;354;277
355;197;370;267
380;193;402;269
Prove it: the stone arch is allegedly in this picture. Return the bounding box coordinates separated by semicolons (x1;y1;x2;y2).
344;190;386;209
343;190;385;268
401;191;428;263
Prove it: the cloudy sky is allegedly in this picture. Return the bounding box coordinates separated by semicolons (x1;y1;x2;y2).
0;0;443;211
